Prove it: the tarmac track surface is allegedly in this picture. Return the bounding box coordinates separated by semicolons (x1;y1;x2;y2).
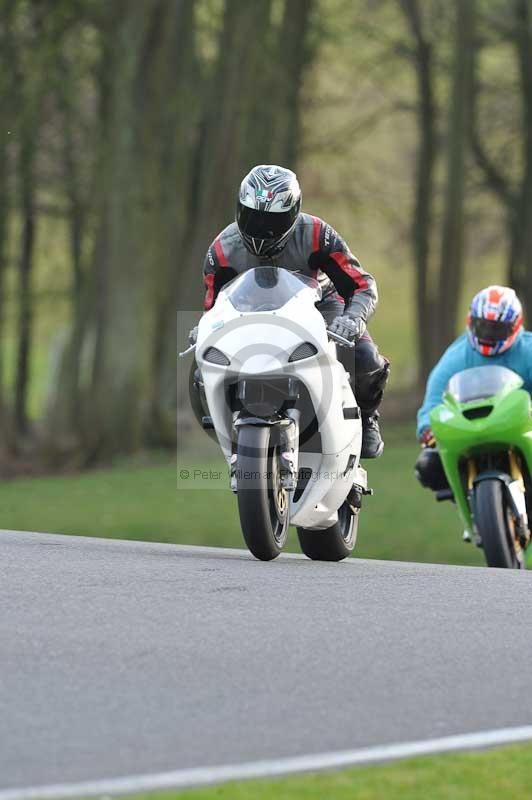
1;530;532;795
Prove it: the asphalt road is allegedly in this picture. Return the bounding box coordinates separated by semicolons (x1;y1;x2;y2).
1;530;532;793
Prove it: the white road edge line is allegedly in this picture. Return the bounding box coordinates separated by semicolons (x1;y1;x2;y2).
2;726;532;800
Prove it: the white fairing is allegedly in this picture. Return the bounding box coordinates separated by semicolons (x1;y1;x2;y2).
195;269;366;530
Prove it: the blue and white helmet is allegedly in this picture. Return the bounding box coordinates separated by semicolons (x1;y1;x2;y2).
236;165;301;257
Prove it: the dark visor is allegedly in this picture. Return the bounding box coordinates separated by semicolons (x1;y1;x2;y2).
470;316;514;343
237;205;295;241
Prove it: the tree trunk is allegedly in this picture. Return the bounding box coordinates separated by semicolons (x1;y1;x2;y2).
509;0;532;318
14;138;36;437
45;0;186;460
270;0;314;168
436;0;475;350
82;1;158;460
0;9;11;443
185;0;276;294
0;0;24;449
42;1;160;462
398;0;437;383
0;125;8;444
43;6;115;455
145;0;199;444
42;48;89;452
9;0;49;442
57;54;85;314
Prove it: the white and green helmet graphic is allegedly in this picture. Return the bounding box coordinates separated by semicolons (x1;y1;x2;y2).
236;165;302;256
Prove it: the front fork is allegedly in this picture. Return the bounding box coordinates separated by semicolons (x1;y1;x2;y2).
467;450;531;550
507;450;530;551
278;409;300;491
229;410;300;494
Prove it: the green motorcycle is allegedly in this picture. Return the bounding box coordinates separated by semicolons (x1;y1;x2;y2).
430;365;532;569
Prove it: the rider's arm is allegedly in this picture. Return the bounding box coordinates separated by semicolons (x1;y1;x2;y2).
515;332;532;395
417;337;468;437
308;218;378;322
202;236;235;310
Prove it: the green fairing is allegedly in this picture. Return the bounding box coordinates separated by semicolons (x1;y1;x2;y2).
430;369;532;565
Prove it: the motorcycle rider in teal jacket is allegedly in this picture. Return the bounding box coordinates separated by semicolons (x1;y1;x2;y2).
416;286;530;489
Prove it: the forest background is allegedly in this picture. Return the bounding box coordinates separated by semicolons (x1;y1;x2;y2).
1;0;530;467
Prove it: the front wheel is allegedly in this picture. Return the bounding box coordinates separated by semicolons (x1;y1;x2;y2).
297;502;358;561
474;479;523;569
236;425;289;561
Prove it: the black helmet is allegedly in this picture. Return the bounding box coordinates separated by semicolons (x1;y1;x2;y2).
236;165;301;257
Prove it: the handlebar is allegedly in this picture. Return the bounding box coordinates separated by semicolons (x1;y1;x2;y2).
327;329;356;349
178;343;196;358
181;332;355;356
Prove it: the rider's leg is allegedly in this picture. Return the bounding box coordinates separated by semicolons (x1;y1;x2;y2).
415;447;449;490
316;296;389;459
337;334;389;458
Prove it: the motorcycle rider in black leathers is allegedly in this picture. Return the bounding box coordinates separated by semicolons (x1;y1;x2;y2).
194;164;389;458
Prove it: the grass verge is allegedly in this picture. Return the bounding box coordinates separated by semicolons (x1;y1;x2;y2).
3;425;531;565
119;743;532;800
0;425;484;566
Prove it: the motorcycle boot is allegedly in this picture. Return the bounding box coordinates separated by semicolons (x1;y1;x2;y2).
361;411;384;459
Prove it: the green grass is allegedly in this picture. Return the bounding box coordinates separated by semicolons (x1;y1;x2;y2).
9;423;532;568
0;426;484;566
123;743;532;800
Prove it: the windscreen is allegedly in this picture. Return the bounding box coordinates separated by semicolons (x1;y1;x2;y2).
446;366;523;403
221;267;321;312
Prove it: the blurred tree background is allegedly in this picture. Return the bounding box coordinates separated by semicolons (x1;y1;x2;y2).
0;0;530;470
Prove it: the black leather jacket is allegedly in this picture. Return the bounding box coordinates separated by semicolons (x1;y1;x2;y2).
202;213;378;322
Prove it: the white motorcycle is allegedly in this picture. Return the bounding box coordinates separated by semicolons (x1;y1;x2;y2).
181;266;371;561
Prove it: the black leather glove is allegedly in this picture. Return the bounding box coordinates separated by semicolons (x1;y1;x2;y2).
329;315;366;343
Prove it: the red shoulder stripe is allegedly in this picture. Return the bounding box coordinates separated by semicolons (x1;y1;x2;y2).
214;237;229;267
311;216;321;253
204;273;215;310
330;251;369;292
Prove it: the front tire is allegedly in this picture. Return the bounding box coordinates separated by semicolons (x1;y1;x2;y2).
474;479;522;569
297;502;358;561
236;425;289;561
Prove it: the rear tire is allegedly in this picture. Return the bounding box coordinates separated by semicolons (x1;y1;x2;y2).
474;479;522;569
297;502;358;561
236;425;289;561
